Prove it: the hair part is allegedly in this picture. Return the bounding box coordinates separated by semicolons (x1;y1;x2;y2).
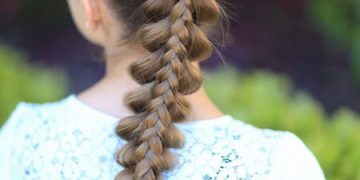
109;0;226;179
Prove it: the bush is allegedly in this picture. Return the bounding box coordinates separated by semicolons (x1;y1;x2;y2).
0;43;68;126
308;0;360;80
204;67;360;180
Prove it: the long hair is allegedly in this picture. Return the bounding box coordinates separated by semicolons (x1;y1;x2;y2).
108;0;226;179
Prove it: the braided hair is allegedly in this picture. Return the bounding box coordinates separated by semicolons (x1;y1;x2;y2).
108;0;225;179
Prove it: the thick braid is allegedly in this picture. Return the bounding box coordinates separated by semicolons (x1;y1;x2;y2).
114;0;223;179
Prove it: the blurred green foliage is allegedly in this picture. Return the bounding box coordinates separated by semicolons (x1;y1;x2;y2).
308;0;360;80
0;43;68;126
204;67;360;180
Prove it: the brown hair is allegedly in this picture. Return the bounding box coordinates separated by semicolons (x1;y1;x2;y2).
109;0;226;179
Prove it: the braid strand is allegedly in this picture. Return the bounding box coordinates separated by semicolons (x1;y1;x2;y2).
115;0;223;179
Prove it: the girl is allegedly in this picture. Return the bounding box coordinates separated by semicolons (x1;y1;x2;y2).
0;0;326;179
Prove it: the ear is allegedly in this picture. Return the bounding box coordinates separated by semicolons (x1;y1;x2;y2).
82;0;101;31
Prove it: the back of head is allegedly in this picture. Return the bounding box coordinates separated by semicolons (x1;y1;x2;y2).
104;0;226;179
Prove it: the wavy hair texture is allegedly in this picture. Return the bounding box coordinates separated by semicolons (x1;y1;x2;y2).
109;0;225;179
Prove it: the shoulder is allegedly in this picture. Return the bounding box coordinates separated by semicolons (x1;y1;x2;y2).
227;118;325;180
0;97;73;146
0;97;71;147
0;96;120;179
228;119;325;179
0;97;69;136
0;99;61;138
0;98;69;178
171;116;325;179
0;95;92;150
177;115;291;158
269;131;326;180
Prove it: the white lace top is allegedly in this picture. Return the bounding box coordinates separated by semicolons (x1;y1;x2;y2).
0;95;325;180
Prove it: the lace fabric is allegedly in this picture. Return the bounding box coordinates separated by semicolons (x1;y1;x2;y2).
0;95;325;180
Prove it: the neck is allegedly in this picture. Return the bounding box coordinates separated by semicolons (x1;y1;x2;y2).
77;44;224;122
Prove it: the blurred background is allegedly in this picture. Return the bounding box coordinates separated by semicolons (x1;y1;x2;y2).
0;0;360;179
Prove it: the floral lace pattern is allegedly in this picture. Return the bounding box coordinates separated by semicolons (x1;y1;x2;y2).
0;95;315;180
